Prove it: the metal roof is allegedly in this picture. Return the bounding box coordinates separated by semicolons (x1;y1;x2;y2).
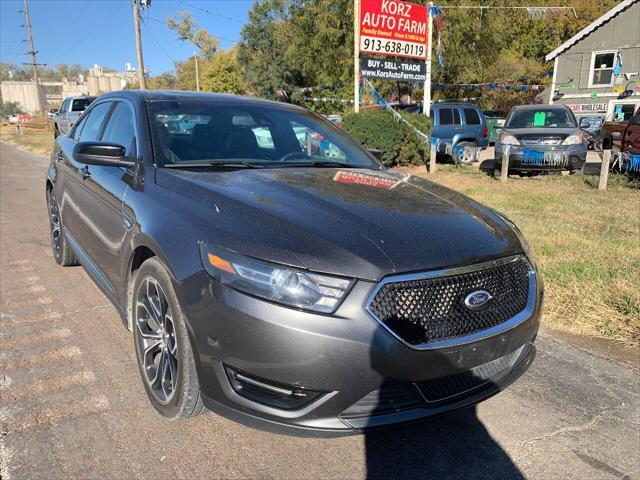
545;0;639;61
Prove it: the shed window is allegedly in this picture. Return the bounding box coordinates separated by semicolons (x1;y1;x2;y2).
590;52;615;86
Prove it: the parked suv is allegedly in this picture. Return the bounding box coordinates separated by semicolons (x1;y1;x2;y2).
430;103;489;164
53;95;96;137
46;91;542;435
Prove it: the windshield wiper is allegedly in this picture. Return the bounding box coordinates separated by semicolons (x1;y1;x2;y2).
163;161;263;169
272;160;362;168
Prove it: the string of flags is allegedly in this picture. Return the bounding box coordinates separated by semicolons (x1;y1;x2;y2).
429;6;445;67
361;77;431;145
434;83;543;91
303;97;354;104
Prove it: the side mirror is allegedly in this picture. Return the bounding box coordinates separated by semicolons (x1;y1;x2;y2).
50;108;59;114
629;115;640;126
73;142;134;167
367;148;384;161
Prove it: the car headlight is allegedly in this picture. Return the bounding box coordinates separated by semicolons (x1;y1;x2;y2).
499;133;520;145
199;242;354;313
562;133;583;145
490;210;537;269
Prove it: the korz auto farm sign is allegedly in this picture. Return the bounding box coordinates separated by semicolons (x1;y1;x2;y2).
359;0;428;59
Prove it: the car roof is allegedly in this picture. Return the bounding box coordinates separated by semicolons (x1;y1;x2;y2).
99;90;306;111
433;103;481;109
511;104;570;111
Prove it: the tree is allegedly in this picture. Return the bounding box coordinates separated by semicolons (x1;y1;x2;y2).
0;101;23;116
167;12;219;58
237;0;620;111
201;47;246;94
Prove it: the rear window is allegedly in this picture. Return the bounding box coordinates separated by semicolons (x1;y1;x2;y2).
505;108;577;128
71;98;94;112
463;108;481;125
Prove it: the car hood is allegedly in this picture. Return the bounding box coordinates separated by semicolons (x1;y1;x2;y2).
156;167;523;281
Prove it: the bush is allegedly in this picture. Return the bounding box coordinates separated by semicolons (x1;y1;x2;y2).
342;110;431;167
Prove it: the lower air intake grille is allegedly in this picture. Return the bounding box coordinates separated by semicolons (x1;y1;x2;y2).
368;257;531;346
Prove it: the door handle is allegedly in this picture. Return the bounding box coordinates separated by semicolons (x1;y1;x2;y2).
81;166;91;179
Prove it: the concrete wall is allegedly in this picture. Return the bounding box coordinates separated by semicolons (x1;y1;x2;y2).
0;82;46;114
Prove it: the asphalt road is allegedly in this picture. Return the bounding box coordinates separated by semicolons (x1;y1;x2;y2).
1;142;639;480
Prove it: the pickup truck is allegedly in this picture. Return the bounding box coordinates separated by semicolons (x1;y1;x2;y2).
53;96;96;137
599;107;640;173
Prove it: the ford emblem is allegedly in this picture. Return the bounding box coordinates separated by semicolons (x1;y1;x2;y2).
464;290;493;310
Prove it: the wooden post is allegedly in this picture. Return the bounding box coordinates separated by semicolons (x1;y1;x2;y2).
599;149;611;191
429;139;437;173
353;0;360;113
500;145;510;182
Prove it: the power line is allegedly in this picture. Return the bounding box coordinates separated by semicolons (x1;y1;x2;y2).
177;0;244;24
56;3;125;58
146;15;238;44
142;19;177;65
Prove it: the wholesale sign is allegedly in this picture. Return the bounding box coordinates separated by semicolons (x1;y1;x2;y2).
359;0;428;59
360;56;426;81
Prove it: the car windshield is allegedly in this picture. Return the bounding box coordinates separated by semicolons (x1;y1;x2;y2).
505;108;577;129
148;100;379;169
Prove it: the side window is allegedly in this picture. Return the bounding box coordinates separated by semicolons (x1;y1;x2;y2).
453;108;461;125
463;108;481;125
70;114;89;140
77;102;113;142
60;99;69;113
101;102;136;155
439;108;454;125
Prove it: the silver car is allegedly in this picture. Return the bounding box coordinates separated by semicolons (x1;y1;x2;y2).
494;104;588;175
53;96;96;137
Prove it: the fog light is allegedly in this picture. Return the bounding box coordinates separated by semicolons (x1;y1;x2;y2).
224;366;324;410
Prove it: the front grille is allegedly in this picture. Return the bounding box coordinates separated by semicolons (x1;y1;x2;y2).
518;135;565;146
416;346;523;403
340;346;528;419
368;257;531;346
339;383;423;418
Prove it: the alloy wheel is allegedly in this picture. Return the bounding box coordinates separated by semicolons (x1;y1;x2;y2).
135;277;178;404
48;191;62;258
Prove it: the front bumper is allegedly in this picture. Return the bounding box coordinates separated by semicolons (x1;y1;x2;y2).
179;268;542;436
495;143;587;171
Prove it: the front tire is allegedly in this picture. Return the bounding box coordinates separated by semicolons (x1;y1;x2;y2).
47;189;78;266
54;123;60;138
133;258;204;420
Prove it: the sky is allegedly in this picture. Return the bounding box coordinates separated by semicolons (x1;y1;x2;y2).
0;0;254;75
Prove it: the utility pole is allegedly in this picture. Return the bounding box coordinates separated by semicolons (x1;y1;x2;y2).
424;2;433;117
132;0;146;89
353;0;360;112
194;53;200;91
22;0;44;115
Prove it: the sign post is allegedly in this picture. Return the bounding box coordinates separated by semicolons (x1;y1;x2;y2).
354;0;361;113
424;2;433;117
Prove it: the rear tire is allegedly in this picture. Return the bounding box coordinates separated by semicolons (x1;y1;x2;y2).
454;141;478;166
132;258;204;420
47;189;79;267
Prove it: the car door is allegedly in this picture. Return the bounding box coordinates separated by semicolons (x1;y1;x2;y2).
58;99;70;133
437;108;461;146
57;100;114;238
72;100;135;298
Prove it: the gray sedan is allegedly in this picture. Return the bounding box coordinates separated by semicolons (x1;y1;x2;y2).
494;104;587;175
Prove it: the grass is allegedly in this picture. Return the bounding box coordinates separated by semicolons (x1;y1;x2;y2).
0;127;54;155
413;164;640;346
